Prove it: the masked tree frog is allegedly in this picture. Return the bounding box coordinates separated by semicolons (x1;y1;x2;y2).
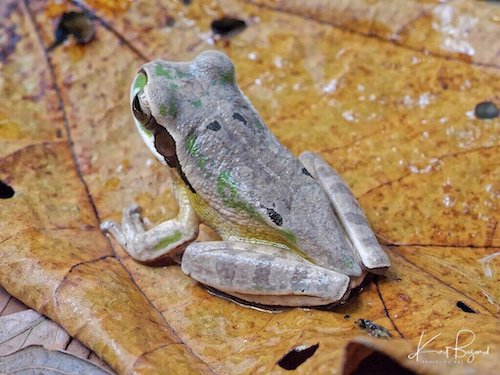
101;50;390;306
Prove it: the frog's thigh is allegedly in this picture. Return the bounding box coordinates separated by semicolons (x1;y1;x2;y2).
101;186;199;263
299;151;390;271
181;241;351;306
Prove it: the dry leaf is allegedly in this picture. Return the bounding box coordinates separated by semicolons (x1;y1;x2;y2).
0;0;498;374
0;345;112;375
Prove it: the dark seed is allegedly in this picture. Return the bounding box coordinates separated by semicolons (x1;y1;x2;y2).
211;17;247;37
49;11;95;50
0;180;15;199
277;343;319;370
474;101;498;119
456;301;477;314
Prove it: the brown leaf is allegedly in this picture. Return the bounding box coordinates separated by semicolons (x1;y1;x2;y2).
1;0;499;374
0;345;112;375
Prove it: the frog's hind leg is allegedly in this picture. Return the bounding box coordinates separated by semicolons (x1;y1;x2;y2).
100;184;199;263
181;241;351;306
299;151;390;271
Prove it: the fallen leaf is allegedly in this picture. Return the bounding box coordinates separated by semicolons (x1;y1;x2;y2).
0;345;112;375
0;0;498;374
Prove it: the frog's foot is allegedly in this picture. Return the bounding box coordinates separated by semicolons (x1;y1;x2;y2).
181;241;351;306
100;187;199;263
299;151;390;272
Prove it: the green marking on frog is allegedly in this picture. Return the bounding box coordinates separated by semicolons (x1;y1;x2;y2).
186;134;208;170
191;99;202;108
253;121;264;130
186;134;199;156
216;171;260;219
156;64;173;78
159;104;167;116
220;71;235;84
168;100;177;117
341;254;354;269
154;231;182;250
159;101;177;117
133;73;147;90
170;83;178;90
176;68;192;78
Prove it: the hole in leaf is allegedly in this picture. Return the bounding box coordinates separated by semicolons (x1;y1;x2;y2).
211;17;247;37
49;11;95;50
0;180;14;199
456;301;477;314
349;351;416;375
474;101;498;119
277;343;319;370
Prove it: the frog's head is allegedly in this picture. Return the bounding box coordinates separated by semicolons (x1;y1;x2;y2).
130;51;236;168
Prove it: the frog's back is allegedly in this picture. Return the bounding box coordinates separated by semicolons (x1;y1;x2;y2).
173;77;361;276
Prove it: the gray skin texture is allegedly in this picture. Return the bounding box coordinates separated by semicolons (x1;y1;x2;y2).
100;50;391;306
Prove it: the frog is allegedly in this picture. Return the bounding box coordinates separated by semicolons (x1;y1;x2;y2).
100;50;391;307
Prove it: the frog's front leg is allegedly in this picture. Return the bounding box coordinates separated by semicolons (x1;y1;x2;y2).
100;184;199;263
181;241;351;306
299;151;390;271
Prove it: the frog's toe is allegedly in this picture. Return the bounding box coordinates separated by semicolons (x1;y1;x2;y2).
122;204;146;234
100;220;126;246
125;203;141;215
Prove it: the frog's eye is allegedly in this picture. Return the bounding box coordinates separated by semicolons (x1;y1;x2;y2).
132;92;151;125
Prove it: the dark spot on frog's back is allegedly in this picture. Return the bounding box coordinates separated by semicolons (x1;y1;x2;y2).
266;208;283;226
206;120;221;131
301;168;312;177
233;112;247;125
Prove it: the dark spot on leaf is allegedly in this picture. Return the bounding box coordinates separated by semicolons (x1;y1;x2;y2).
49;12;95;51
474;101;498;119
232;112;247;125
55;128;63;138
344;314;350;320
301;167;312;177
266;208;282;226
0;24;21;63
456;301;477;314
0;180;15;199
165;15;176;27
277;343;319;370
211;17;247;37
182;0;191;5
356;319;391;338
206;120;221;131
